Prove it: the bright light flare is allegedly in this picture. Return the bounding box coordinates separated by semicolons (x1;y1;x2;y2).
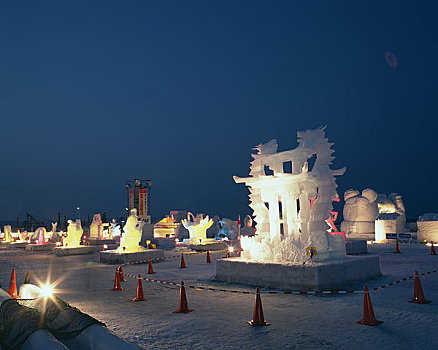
40;284;54;298
228;246;234;253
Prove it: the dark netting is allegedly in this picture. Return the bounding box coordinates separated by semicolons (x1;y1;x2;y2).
0;299;43;350
18;296;105;340
0;296;105;349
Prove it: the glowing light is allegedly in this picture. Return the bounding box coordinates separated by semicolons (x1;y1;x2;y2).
228;246;234;253
40;284;54;298
103;244;108;249
175;238;179;243
56;242;62;246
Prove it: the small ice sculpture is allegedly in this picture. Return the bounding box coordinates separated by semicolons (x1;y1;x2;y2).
216;218;239;240
241;215;256;237
89;214;103;240
3;225;12;242
63;220;83;248
234;126;346;263
36;227;48;245
110;219;121;237
117;209;145;252
18;230;28;241
181;213;213;243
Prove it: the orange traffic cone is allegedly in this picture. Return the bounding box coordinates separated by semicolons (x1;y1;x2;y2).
394;240;400;254
430;242;436;256
409;271;431;304
23;271;31;284
111;268;123;291
226;250;231;258
148;259;155;274
248;288;269;326
180;253;187;268
133;274;146;301
206;250;212;263
357;286;383;326
173;281;193;313
8;269;19;299
119;264;126;282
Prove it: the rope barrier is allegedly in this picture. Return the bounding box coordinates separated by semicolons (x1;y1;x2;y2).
120;266;438;296
119;250;209;266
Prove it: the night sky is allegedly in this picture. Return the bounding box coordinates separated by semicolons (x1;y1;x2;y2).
1;1;437;225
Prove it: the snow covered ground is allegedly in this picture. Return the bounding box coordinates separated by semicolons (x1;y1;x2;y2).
1;242;438;350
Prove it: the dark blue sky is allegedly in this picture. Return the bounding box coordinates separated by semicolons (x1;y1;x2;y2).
0;1;437;223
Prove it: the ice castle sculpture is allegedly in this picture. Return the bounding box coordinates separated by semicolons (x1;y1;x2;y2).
181;213;213;243
63;219;83;248
117;209;145;252
234;127;346;263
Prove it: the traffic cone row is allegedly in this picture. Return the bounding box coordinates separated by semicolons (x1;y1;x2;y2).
8;269;19;299
173;281;193;313
133;275;146;302
430;242;436;256
409;271;431;304
248;288;269;326
119;264;126;282
111;268;123;291
180;253;187;268
148;259;155;274
394;240;401;254
357;286;382;326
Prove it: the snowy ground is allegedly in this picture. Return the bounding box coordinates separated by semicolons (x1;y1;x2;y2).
1;242;438;350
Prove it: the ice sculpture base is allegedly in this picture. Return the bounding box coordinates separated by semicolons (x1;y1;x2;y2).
188;241;228;251
345;232;375;240
215;255;381;291
99;249;164;264
9;242;28;249
345;240;368;255
86;239;117;246
53;246;95;256
25;243;56;251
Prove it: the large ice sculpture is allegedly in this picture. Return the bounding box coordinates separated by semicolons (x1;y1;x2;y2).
117;209;145;252
181;213;213;243
340;189;378;237
341;189;406;240
63;220;83;248
234;126;346;263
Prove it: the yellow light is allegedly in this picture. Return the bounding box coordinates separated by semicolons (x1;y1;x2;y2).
56;242;62;246
103;244;108;249
228;246;234;253
40;284;54;298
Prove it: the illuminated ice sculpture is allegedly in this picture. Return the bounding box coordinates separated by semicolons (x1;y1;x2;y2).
63;220;83;248
181;213;213;243
3;225;12;242
117;209;146;252
110;219;121;238
234;127;346;263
